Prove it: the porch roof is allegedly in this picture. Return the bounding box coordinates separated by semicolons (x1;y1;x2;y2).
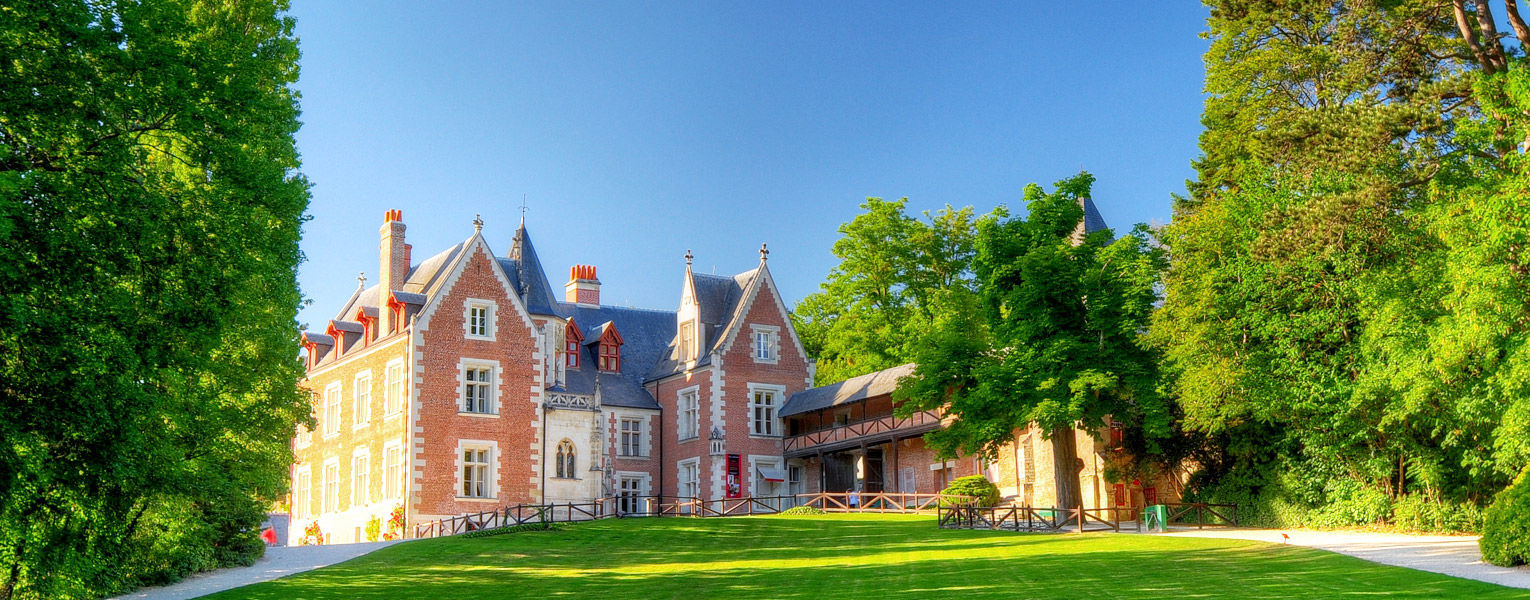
779;363;916;418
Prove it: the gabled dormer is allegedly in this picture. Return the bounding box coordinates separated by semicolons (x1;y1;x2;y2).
300;331;334;371
677;250;703;363
385;291;426;335
588;322;623;373
564;318;584;369
353;306;379;346
325;320;363;358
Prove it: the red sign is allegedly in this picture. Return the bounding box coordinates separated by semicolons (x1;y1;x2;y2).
726;454;742;498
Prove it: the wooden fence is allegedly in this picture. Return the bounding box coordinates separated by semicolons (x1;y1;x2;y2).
937;502;1238;534
413;492;977;539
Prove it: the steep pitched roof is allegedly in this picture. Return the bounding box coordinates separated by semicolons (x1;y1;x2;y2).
779;363;916;417
502;223;562;317
1080;196;1109;235
645;267;761;381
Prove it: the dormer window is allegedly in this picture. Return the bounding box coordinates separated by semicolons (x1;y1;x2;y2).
600;340;620;372
564;319;584;369
596;323;623;373
679;321;695;361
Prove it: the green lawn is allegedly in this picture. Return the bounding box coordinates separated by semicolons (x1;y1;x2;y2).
207;514;1529;599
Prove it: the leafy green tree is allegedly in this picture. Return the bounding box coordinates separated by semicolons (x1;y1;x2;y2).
897;173;1169;510
793;198;984;385
0;1;310;598
1158;0;1530;524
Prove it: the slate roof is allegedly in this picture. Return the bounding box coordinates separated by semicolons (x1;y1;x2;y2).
558;305;675;410
1080;196;1109;235
332;242;466;323
645;268;761;381
779;363;916;417
501;223;563;317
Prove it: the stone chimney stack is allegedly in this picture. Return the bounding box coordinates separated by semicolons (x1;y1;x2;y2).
565;265;600;307
379;209;410;333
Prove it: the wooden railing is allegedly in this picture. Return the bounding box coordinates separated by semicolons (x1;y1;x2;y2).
412;492;978;539
1161;502;1239;528
784;410;942;453
937;502;1238;534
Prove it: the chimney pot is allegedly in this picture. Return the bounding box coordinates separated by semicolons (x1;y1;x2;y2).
566;264;600;307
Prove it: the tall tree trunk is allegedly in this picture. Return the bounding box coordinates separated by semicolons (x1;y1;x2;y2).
1052;426;1083;510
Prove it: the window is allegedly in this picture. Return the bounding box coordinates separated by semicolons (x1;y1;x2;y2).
750;387;780;437
462;446;492;498
469;305;488;337
383;445;404;499
353;373;372;427
351;453;370;507
296;423;311;449
619;418;642;457
293;469;311;519
323;383;341;436
618;476;644;513
750;325;779;363
788;464;804;496
599;340;620;372
565;321;583;368
555;440;577;478
678;321;695;360
385;361;405;416
462;365;493;413
679;460;700;500
323;462;340;514
678;389;700;440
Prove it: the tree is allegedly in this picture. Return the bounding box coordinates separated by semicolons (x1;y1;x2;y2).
897;173;1169;510
1156;0;1530;524
0;1;310;598
792;198;984;385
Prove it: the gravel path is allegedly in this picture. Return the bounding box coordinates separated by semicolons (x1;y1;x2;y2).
110;541;403;600
1157;527;1530;589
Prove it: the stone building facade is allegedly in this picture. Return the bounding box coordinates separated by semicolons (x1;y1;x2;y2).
289;211;812;544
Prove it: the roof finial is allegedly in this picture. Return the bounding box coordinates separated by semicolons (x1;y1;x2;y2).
759;243;769;262
473;213;484;233
684;249;694;266
357;272;367;289
520;195;527;227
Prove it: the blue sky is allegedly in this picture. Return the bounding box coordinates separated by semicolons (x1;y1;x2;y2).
290;2;1212;329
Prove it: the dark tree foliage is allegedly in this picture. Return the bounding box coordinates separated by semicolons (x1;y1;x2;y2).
0;1;310;598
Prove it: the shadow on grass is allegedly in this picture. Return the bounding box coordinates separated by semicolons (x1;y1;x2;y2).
204;515;1530;600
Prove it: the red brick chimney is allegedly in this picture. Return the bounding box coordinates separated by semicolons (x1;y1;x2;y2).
565;265;600;307
378;209;410;333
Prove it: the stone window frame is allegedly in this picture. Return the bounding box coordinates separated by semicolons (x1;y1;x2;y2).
554;439;578;479
747;382;785;438
350;448;370;508
463;298;497;341
293;466;311;519
382;441;404;500
323;382;342;438
384;359;406;417
676;385;701;441
322;457;340;515
750;324;780;364
352;370;372;429
457;358;500;417
456;439;498;501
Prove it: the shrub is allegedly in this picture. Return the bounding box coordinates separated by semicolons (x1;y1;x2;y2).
1392;494;1483;534
1482;465;1530;566
780;506;825;515
462;522;563;539
365;516;382;542
941;476;1001;507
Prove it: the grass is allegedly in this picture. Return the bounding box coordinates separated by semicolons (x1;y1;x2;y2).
207;514;1530;599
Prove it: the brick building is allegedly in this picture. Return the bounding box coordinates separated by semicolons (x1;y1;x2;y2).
289;199;1176;544
289;210;813;544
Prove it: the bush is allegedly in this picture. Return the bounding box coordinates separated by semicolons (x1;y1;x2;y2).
780;506;825;515
462;522;563;539
1482;465;1530;566
366;516;382;542
1392;494;1483;534
941;476;1001;507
